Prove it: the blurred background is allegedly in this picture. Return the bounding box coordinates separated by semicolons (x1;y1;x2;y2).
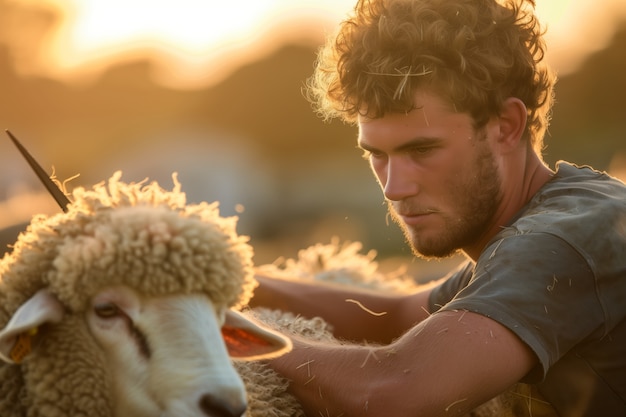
1;0;625;280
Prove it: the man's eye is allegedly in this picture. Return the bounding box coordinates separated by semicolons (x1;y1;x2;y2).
362;149;385;160
407;147;433;156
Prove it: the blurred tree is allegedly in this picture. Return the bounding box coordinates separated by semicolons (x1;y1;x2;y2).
545;22;626;170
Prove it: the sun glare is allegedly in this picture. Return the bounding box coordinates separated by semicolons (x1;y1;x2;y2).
38;0;290;87
536;0;626;74
6;0;626;88
12;0;355;88
67;0;280;52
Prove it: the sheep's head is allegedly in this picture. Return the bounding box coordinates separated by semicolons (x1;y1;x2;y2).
0;172;291;417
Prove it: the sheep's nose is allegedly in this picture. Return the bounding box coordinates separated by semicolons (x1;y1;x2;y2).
199;393;247;417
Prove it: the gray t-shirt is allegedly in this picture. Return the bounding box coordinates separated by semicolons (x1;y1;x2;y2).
429;161;626;416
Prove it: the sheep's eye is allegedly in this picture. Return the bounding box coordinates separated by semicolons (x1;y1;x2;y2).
94;303;120;318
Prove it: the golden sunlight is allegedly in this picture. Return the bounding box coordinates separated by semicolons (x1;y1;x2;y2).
10;0;357;88
4;0;625;89
535;0;626;74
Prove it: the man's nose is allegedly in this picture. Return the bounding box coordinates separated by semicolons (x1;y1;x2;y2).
382;157;419;201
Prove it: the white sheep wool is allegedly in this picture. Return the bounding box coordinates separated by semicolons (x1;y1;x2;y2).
0;171;260;417
0;171;257;314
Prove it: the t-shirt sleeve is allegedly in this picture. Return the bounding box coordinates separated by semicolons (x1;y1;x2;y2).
428;260;474;312
433;233;603;382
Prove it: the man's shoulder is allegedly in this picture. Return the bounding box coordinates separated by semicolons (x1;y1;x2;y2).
537;161;626;206
508;161;626;243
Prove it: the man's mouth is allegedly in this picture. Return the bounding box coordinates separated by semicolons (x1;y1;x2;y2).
398;210;438;226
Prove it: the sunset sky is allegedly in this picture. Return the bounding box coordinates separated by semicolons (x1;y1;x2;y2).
4;0;626;89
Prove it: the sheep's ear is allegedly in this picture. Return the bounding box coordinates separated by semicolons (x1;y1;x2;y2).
222;310;292;361
0;290;64;364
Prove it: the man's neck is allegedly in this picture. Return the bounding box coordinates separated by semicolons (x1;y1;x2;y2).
463;150;554;261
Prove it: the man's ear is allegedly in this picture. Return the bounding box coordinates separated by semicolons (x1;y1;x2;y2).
497;97;528;151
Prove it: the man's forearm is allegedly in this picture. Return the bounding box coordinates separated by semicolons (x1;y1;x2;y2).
267;310;536;417
251;275;433;343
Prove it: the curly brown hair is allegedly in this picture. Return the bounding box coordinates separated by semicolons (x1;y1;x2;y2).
306;0;556;153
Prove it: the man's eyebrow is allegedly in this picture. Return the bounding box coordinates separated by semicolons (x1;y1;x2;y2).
358;137;443;153
357;141;376;152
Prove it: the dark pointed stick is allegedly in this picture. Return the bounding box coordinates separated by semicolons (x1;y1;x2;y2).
5;130;72;212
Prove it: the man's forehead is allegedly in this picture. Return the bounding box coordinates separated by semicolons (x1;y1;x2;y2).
357;90;459;123
356;94;476;149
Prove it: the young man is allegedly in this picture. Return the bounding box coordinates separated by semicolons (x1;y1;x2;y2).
251;0;626;415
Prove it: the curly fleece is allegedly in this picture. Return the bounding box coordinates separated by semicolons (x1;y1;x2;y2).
0;172;256;416
0;171;256;314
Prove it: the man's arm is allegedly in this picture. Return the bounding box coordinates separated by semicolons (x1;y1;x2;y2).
251;274;440;344
269;309;537;417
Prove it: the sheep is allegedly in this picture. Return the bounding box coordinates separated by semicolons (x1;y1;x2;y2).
0;171;293;417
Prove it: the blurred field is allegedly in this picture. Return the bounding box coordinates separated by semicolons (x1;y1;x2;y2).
1;4;625;283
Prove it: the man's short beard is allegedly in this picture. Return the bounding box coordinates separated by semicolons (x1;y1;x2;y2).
388;139;502;260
